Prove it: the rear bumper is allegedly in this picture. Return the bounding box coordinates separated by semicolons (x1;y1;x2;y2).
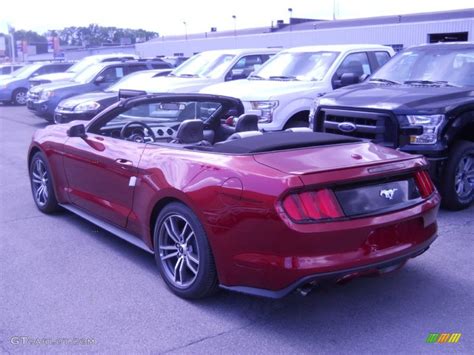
215;192;440;296
221;237;435;298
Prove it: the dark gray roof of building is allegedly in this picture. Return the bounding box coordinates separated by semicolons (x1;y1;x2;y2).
278;8;474;32
147;8;474;42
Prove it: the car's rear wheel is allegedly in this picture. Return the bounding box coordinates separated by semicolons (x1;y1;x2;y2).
441;140;474;210
153;202;218;299
12;88;28;105
29;152;61;213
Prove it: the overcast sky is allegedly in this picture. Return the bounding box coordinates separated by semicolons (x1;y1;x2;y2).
1;0;472;36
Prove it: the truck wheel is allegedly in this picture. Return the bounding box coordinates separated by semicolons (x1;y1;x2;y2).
441;140;474;210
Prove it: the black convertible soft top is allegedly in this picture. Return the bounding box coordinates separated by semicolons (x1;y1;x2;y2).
209;132;360;154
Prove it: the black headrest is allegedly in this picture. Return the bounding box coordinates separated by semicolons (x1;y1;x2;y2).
175;119;204;144
235;114;259;132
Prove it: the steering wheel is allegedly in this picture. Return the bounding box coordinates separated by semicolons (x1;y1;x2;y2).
120;121;156;142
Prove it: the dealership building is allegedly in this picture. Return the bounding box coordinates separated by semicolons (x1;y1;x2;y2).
136;8;474;57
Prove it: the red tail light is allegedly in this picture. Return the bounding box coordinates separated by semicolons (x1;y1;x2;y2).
281;189;343;222
415;170;435;198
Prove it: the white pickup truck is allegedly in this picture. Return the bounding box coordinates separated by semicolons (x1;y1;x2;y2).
201;44;395;130
141;48;279;93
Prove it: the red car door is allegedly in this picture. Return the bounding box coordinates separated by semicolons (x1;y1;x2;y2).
62;134;145;227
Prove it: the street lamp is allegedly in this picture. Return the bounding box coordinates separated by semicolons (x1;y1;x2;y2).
183;21;188;40
232;15;237;37
288;7;293;32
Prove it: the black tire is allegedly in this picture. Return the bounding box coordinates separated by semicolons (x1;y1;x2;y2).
12;88;28;105
153;202;218;299
440;140;474;210
29;152;61;214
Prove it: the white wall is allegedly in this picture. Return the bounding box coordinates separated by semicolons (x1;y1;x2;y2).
136;18;474;57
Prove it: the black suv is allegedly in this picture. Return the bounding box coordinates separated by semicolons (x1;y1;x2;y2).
313;43;474;210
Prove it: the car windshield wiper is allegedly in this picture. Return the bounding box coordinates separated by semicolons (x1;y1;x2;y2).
248;74;265;80
403;80;458;87
369;78;400;85
269;75;298;81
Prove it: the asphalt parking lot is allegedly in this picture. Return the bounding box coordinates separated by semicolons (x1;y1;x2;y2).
0;105;473;354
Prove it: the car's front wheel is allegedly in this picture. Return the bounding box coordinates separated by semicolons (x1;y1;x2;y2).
153;202;218;299
29;152;61;213
441;140;474;210
12;88;28;105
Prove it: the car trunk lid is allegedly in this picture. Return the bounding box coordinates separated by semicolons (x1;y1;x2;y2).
253;142;415;176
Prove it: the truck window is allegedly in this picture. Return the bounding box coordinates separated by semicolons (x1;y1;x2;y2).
336;52;371;79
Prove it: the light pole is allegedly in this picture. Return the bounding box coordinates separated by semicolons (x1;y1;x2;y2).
333;0;337;20
232;15;237;37
8;24;15;63
288;8;293;32
183;21;188;40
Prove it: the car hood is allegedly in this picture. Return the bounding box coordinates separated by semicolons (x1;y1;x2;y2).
321;82;474;114
0;76;23;85
144;76;219;93
254;141;415;176
29;80;86;93
32;72;75;82
201;79;321;100
59;91;116;108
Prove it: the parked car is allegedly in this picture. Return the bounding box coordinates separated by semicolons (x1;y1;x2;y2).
54;68;172;123
27;60;167;120
144;48;279;93
29;53;140;87
0;63;24;75
312;42;474;210
201;45;394;130
0;62;73;105
29;92;440;299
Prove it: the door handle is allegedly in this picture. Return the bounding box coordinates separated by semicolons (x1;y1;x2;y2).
115;158;133;166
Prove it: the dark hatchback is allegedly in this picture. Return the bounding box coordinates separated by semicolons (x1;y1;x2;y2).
54;69;172;123
27;60;168;120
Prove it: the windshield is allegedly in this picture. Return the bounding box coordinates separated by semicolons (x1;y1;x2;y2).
371;47;474;87
106;71;155;92
66;57;99;74
171;52;235;79
253;51;339;81
73;64;103;84
10;64;42;79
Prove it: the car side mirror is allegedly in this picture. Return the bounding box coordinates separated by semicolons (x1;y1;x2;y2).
340;72;360;87
94;75;105;84
67;124;87;138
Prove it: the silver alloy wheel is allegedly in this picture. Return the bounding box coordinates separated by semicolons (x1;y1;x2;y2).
31;159;49;206
15;91;27;105
454;153;474;200
158;214;200;288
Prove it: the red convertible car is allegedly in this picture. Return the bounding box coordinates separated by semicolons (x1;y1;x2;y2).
28;93;440;299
